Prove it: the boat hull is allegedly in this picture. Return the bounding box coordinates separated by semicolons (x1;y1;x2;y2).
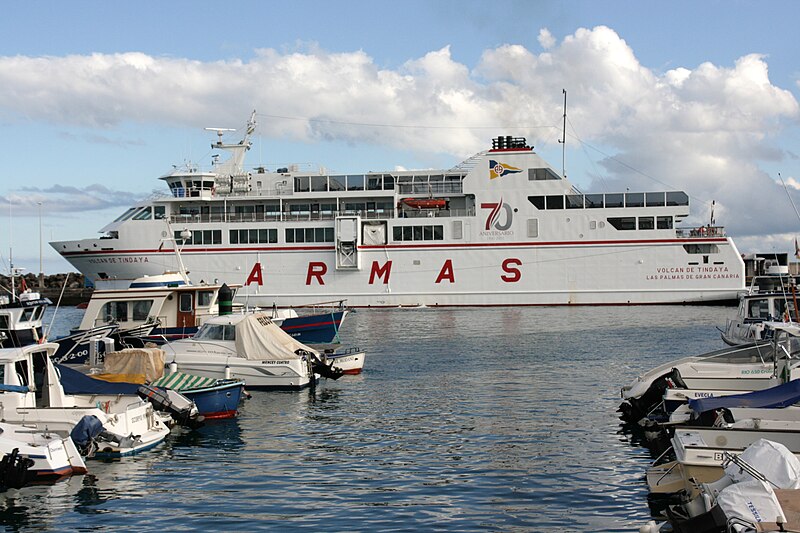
182;381;244;419
55;239;744;307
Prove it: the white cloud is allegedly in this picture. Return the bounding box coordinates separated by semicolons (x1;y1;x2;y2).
538;29;556;50
0;26;798;253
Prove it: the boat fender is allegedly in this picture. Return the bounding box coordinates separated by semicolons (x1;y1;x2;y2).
224;365;231;380
168;361;178;375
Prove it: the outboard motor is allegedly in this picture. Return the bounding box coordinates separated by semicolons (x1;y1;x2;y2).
298;349;344;380
0;448;34;489
618;368;687;423
218;283;233;316
70;414;106;455
137;385;204;429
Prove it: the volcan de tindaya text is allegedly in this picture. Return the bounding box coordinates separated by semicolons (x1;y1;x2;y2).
51;113;744;307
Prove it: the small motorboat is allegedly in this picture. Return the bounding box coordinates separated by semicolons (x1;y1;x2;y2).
162;312;354;390
619;323;800;423
720;273;800;346
643;438;800;532
0;422;86;482
316;345;365;375
151;371;244;420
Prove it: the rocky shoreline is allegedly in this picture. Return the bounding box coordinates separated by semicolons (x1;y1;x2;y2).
1;273;94;306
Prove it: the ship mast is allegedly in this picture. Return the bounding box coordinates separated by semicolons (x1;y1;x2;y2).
558;89;567;178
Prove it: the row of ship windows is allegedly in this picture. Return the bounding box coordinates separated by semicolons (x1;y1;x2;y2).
528;191;689;210
174;224;445;246
293;173;465;193
607;216;673;231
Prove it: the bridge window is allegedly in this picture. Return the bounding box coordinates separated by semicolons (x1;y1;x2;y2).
638;217;654;230
605;194;624;208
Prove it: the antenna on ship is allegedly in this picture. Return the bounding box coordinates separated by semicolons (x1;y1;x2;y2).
558;88;567;178
205;127;237;149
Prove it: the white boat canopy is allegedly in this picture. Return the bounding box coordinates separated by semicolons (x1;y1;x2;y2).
233;313;317;361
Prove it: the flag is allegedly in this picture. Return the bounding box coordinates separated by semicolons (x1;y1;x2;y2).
20;277;27;292
795;237;800;260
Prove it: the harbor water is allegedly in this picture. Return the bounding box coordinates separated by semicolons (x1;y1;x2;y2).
0;305;733;532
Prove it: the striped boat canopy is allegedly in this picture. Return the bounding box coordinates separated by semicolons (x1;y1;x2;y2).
151;371;218;391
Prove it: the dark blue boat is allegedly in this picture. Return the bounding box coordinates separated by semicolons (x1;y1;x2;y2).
150;372;245;419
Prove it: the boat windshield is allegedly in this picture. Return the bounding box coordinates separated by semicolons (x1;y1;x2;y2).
193;323;236;341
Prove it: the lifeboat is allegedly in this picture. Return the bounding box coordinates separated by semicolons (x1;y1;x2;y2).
401;198;447;209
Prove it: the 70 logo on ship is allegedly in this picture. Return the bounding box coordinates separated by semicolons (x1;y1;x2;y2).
481;199;514;231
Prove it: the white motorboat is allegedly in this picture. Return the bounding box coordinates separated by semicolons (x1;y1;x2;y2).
721;273;800;346
162;312;353;389
619;323;800;422
643;439;800;533
0;288;50;348
0;422;86;482
0;343;171;457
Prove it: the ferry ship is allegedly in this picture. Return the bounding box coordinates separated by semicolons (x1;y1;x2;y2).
51;112;745;307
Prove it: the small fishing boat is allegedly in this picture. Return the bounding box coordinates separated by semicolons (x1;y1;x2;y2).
162;312;352;390
151;371;244;419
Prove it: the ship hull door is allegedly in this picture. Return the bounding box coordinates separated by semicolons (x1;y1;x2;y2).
335;216;361;270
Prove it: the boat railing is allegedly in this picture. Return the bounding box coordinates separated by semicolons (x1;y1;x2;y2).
168;207;474;225
676;225;727;238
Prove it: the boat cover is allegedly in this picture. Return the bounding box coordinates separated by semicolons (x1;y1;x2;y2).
234;313;317;361
151;371;219;391
724;438;800;489
689;379;800;414
103;348;165;382
716;479;786;526
56;364;142;395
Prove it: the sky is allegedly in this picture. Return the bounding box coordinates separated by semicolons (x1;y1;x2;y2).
1;0;799;275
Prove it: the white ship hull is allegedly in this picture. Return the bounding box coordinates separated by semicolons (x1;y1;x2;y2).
51;116;745;306
55;237;743;307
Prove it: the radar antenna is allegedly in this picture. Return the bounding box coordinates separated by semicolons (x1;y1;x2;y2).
205;127;237;148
